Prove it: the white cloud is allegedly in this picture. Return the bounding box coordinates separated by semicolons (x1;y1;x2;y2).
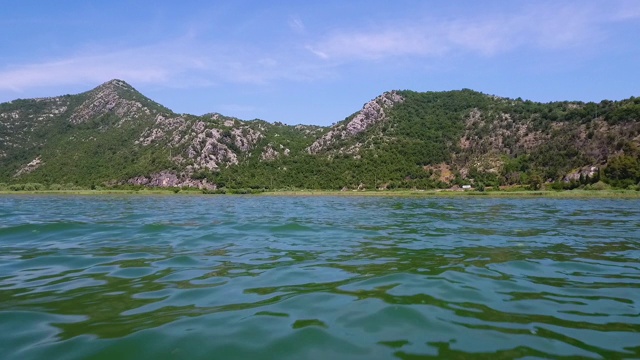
288;16;305;34
306;1;633;61
0;37;332;94
0;1;636;95
0;42;207;92
307;28;449;60
304;45;329;60
0;59;162;92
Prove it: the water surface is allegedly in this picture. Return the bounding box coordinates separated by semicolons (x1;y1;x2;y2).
0;195;639;359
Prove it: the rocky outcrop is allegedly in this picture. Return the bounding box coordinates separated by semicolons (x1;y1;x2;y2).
187;127;239;170
231;127;262;152
127;171;216;189
456;105;640;181
138;115;264;171
260;143;291;161
307;91;404;154
137;115;189;146
2;79;639;189
14;156;43;177
563;166;599;182
261;146;278;161
69;80;152;124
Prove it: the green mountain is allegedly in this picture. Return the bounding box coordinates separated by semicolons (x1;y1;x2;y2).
1;80;639;190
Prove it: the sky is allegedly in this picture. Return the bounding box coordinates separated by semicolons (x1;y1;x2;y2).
1;0;639;126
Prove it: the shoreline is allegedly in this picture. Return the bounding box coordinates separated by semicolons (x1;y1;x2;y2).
1;189;640;198
258;189;640;198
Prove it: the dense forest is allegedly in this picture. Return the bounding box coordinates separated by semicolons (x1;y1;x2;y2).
1;80;639;192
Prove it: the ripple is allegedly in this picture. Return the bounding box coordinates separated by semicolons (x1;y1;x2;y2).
0;195;639;359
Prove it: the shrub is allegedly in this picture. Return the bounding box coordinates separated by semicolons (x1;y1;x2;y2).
584;181;609;191
23;183;44;191
8;183;46;191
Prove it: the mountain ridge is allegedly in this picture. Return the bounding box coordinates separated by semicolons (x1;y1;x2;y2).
1;80;639;191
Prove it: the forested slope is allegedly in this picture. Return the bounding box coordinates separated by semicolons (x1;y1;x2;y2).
1;80;639;191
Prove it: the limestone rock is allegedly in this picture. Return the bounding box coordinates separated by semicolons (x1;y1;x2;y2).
69;80;151;124
127;171;216;190
307;91;404;154
14;156;43;177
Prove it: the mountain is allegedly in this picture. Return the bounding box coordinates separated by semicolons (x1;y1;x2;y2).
1;80;639;191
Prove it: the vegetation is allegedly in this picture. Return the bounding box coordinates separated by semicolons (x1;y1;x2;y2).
1;80;639;192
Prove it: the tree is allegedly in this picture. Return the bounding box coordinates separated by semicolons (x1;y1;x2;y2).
527;173;543;190
604;155;640;187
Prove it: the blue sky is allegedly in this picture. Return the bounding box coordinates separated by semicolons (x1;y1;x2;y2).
1;1;639;125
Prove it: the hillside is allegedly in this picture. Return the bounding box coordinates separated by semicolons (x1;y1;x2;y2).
1;80;639;191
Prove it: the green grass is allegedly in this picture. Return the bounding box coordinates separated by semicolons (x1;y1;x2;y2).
0;188;202;196
257;189;640;198
1;188;639;198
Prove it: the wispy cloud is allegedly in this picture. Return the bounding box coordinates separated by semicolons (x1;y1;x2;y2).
307;28;449;60
0;37;331;93
306;2;633;60
0;41;208;92
288;15;305;34
0;1;637;96
609;0;640;20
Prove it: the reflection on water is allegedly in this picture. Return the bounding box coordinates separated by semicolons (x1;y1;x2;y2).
0;196;639;359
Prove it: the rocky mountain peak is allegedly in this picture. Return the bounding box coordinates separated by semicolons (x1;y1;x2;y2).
307;91;404;154
69;79;153;124
95;79;135;92
2;79;639;190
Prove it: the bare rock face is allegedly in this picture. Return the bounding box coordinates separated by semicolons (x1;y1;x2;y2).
231;128;261;152
187;125;239;170
457;108;548;178
127;171;216;190
307;91;404;154
14;156;43;177
69;80;151;124
261;145;279;161
137;115;189;146
138;128;165;146
345;91;404;136
137;115;264;172
563;166;599;182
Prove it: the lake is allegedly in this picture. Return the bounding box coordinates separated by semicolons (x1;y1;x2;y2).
0;195;638;359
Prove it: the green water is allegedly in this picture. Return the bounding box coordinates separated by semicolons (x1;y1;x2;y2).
0;196;638;359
